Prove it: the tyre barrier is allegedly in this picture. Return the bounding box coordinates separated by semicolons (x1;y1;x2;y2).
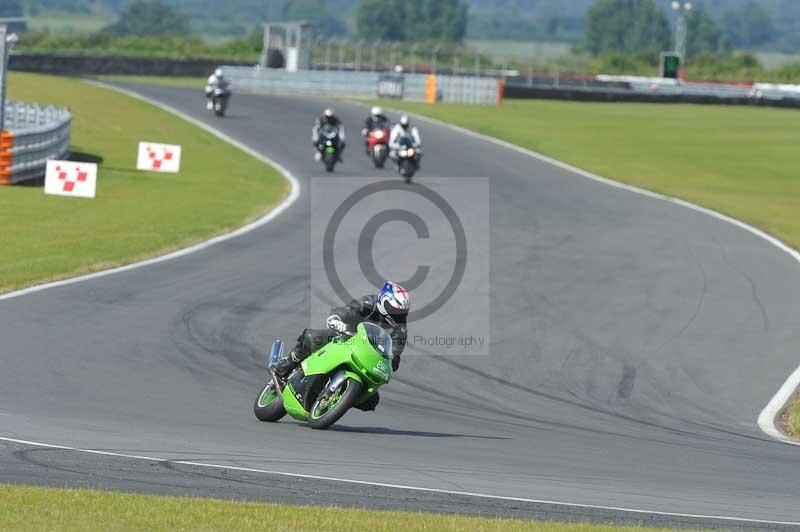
1;101;71;185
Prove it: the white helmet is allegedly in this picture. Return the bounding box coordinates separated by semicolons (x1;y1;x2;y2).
399;115;410;128
214;68;224;78
323;108;335;118
371;106;383;117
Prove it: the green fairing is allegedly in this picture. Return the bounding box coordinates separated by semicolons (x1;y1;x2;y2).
269;322;393;424
281;385;309;420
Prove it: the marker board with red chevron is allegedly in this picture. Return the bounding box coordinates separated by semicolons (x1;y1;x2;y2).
44;161;98;199
136;142;182;173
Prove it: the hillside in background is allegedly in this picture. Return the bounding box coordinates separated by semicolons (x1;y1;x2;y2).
16;0;800;52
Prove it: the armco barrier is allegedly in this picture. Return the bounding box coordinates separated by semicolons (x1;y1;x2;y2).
0;101;71;184
221;66;502;104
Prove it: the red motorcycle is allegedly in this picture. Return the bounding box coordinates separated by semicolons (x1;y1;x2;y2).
366;126;390;169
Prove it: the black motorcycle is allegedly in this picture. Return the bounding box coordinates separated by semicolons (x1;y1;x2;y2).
394;136;421;183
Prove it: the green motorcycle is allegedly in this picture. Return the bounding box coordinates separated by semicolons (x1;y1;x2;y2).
317;125;341;173
253;322;393;430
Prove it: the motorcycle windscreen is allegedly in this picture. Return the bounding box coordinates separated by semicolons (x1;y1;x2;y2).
320;126;338;139
398;136;414;148
361;322;392;359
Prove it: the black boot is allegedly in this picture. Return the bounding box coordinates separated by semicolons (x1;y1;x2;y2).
273;348;302;378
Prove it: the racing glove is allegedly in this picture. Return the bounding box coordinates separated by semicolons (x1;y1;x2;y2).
326;315;348;334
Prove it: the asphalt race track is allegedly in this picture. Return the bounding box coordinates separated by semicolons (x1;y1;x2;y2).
1;83;800;530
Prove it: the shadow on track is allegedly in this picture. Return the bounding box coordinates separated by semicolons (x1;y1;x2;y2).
331;425;511;440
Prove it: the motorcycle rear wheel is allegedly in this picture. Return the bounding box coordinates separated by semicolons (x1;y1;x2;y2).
308;378;362;430
253;380;286;422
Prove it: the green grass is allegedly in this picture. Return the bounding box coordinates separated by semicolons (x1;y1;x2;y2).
0;484;705;532
785;396;800;437
378;99;800;251
97;75;208;89
0;73;287;293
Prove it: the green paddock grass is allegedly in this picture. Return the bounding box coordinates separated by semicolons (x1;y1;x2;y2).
0;484;705;532
0;73;287;293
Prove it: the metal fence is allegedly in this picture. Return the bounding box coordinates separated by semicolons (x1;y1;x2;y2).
1;101;71;184
221;66;502;105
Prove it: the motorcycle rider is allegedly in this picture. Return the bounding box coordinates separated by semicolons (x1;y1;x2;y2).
362;106;390;153
205;68;230;110
389;115;422;160
273;281;410;411
312;108;346;162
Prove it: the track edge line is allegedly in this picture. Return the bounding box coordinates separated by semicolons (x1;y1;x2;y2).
1;435;799;526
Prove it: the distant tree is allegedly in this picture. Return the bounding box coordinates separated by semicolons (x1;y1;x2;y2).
356;0;467;42
721;1;775;49
685;9;729;58
104;1;191;37
585;0;671;56
281;0;347;37
411;0;468;41
356;0;405;41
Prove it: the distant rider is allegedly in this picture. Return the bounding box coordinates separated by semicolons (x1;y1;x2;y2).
273;281;410;411
205;68;230;110
389;115;422;160
312;108;346;161
362;106;390;153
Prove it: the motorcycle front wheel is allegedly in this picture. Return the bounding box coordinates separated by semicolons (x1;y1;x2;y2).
323;153;337;173
253;380;286;422
399;160;415;182
308;378;362;430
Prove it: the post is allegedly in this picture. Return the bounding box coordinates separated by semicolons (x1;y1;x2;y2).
410;44;418;74
672;2;692;63
0;24;8;133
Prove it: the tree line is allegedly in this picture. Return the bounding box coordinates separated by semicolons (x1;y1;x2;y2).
586;0;775;59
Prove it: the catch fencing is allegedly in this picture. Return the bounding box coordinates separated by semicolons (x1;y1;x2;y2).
221;66;502;105
1;101;71;184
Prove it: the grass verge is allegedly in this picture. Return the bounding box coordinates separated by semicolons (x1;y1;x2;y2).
0;484;705;532
1;73;287;293
784;394;800;438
